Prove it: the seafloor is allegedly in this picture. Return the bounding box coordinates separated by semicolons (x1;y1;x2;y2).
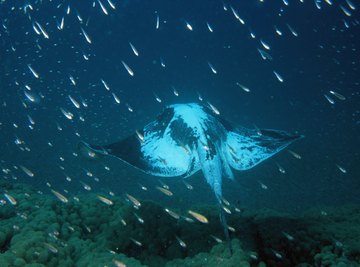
1;181;359;267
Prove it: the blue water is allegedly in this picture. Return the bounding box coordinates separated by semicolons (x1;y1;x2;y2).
0;0;359;214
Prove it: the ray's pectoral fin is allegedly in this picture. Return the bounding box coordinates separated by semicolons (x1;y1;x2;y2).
78;134;145;166
226;128;303;170
79;128;193;178
78;141;109;159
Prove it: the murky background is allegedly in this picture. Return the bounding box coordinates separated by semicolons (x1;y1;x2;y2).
1;0;359;213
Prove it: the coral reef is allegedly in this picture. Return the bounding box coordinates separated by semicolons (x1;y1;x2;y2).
1;181;359;267
165;239;251;267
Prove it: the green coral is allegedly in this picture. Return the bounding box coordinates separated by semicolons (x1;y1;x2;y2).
314;246;354;267
1;181;360;267
165;239;252;267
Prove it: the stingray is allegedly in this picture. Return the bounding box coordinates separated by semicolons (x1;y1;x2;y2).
79;103;303;251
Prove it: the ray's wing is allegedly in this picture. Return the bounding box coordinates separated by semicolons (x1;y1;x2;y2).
225;127;303;170
79;107;197;177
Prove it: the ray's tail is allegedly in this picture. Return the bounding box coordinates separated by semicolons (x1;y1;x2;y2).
219;202;233;254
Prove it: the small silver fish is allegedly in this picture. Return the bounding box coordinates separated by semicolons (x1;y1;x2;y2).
80;181;91;191
210;235;223;243
126;103;134;112
126;193;141;207
287;149;301;159
101;79;110;90
236;82;251;93
286;24;298;37
260;39;270;50
51;189;68;203
135;130;144;142
208;62;217;74
274;25;282;36
97;195;113;205
19;165;34;177
34;21;49;39
175;235;187;248
4;193;17;205
107;0;116;9
60;108;74;120
258;181;268;190
336;164;347;174
324;94;335;105
129;42;139;56
112;93;121;104
257;48;272;60
68;95;80;109
24;91;36;103
345;0;356;10
44;243;58;254
121;61;134;76
222;205;232;214
156;14;160;29
32;22;41;35
164;208;180;219
273;71;284;82
134;212;144;224
112;259;126;267
156;186;173;196
58;17;64;30
329;90;346;100
188;210;208;223
206;22;213;32
80;27;92;44
172;87;179;96
207;102;220;115
182;180;193;190
185;20;193;31
340;5;352;16
97;0;108;15
276;163;286;174
282;231;294;241
130;237;142;247
27;64;39;78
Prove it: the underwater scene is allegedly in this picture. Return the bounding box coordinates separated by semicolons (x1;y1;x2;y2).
0;0;359;266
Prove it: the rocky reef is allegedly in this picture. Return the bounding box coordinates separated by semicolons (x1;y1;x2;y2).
1;181;359;267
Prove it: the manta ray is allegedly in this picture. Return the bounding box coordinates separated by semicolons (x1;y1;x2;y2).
79;103;302;251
